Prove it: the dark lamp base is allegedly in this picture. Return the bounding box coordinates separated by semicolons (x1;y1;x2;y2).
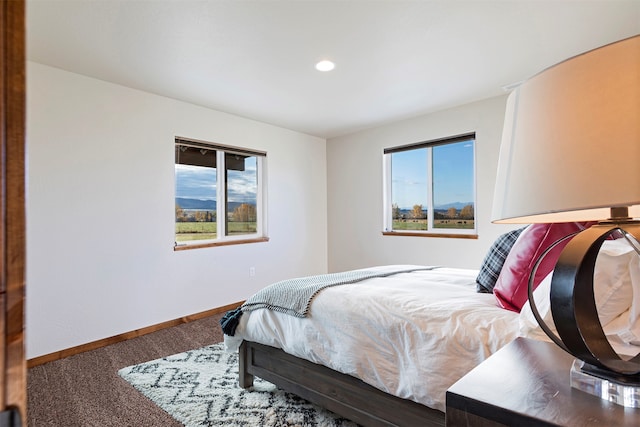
551;222;640;374
571;359;640;408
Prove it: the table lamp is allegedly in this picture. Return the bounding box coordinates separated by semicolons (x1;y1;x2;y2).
491;34;640;407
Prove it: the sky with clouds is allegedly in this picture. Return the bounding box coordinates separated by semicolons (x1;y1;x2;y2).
392;140;474;209
175;158;257;204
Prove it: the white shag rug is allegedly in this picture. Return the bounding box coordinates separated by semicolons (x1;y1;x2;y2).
118;343;359;427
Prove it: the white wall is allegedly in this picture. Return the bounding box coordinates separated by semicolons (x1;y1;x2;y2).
26;62;328;359
326;96;520;272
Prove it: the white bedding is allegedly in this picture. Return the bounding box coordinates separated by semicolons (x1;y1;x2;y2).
224;265;520;412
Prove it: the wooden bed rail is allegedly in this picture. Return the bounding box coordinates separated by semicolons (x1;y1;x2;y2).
239;341;445;427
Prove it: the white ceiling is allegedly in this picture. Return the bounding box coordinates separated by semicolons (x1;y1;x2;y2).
26;1;640;139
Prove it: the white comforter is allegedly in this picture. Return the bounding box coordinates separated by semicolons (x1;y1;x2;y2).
225;265;520;412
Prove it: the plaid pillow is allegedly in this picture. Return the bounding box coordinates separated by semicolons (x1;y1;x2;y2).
476;227;526;293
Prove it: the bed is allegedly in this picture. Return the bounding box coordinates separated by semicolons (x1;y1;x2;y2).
223;266;521;426
221;226;640;427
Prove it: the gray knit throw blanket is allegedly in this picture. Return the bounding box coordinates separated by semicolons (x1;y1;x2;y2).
221;266;438;336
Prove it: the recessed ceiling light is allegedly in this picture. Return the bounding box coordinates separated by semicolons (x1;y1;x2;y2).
315;60;335;72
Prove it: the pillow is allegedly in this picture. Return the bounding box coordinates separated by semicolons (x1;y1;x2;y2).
518;271;555;342
476;227;526;293
494;222;595;312
519;238;636;341
593;238;636;326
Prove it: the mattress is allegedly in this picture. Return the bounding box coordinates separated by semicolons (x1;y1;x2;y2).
224;265;521;412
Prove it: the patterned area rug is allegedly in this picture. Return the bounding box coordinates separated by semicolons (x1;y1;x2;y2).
118;343;359;426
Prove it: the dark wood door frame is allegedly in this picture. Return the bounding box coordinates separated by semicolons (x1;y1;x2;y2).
0;0;27;425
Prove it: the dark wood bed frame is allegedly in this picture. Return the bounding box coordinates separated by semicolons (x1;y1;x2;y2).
239;340;445;427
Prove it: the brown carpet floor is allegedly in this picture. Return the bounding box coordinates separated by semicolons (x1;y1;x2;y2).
27;313;225;427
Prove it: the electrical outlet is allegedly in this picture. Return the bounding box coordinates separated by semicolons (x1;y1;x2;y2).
249;267;256;277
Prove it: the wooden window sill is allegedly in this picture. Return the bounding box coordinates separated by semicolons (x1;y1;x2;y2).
174;236;269;251
382;231;478;239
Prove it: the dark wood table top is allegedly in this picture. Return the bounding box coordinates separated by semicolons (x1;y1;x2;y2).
446;337;640;426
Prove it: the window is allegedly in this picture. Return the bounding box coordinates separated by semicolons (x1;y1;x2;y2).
174;137;267;249
383;133;476;237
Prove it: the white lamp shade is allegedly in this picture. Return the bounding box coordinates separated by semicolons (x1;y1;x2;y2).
492;35;640;224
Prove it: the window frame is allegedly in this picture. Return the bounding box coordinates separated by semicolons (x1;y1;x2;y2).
174;137;268;250
382;133;477;239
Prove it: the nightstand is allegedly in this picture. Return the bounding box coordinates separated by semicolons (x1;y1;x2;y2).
446;337;639;426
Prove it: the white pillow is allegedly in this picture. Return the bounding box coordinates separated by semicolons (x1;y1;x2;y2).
518;271;554;342
594;238;636;326
519;238;637;341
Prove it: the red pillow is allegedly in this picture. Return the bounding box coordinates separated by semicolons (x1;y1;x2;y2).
493;222;595;312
